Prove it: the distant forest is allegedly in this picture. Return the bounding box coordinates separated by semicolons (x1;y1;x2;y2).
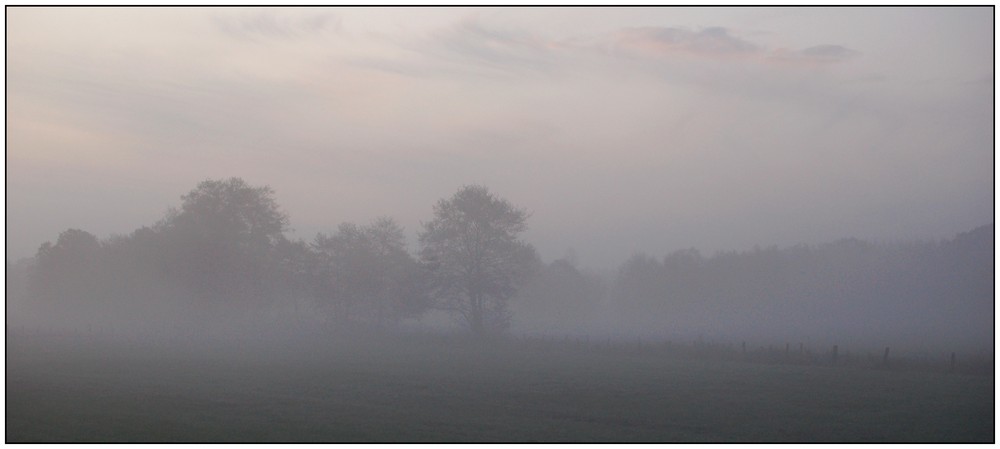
514;226;992;355
6;178;993;355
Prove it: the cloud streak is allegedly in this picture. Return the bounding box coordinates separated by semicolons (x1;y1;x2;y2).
607;26;861;68
768;44;861;65
427;19;555;71
611;26;761;58
355;19;860;83
212;10;341;41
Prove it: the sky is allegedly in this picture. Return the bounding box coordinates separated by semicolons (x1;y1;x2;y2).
6;7;994;270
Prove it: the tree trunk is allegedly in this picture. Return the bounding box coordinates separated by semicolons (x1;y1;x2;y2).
469;292;484;336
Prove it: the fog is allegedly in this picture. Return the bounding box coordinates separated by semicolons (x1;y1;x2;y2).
6;177;992;356
5;7;994;443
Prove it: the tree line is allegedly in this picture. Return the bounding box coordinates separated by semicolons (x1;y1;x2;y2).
9;177;993;352
513;225;992;354
19;178;537;337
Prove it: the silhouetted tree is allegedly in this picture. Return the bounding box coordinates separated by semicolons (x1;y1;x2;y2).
313;217;429;329
30;229;102;299
272;237;320;303
513;257;607;333
364;218;431;326
419;185;538;336
29;229;107;323
154;177;290;312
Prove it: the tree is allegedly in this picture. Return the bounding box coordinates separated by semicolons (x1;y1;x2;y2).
313;217;429;329
29;229;107;323
167;177;288;248
513;257;606;333
419;185;538;336
363;217;431;326
154;177;290;311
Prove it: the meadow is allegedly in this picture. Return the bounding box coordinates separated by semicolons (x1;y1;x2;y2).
6;330;994;442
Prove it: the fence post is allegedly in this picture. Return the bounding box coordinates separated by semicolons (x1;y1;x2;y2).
950;352;956;373
831;345;839;365
882;347;890;366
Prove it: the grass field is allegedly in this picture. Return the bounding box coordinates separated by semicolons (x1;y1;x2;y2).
6;330;994;442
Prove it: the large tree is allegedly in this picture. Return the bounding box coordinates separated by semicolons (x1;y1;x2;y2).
419;185;537;336
29;229;105;318
155;177;290;311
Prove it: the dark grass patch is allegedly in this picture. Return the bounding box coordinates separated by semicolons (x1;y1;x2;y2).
6;332;994;442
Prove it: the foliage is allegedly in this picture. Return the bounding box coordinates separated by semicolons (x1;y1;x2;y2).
19;175;991;350
25;178;302;328
313;217;429;328
29;229;105;318
22;177;439;333
153;178;291;310
608;227;994;352
513;258;607;333
419;185;538;335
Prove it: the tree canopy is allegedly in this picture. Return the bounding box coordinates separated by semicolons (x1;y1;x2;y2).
419;185;538;335
313;217;429;329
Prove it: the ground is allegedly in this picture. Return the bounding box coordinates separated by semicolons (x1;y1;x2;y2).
6;331;994;442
